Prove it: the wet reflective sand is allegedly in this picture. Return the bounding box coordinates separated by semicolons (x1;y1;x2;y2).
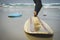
0;5;60;40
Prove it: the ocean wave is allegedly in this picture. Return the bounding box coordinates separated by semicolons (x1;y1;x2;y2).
1;3;60;7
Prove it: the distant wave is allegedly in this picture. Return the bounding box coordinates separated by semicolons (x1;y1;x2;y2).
43;3;60;6
2;3;34;6
1;3;60;6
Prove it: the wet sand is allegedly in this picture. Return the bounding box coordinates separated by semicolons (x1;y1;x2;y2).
0;5;60;40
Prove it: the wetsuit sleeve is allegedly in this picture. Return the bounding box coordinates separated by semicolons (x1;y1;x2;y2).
33;0;42;15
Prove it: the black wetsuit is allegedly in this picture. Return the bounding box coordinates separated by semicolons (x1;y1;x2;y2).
33;0;42;15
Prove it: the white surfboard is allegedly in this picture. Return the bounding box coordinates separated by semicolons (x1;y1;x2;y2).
24;17;53;38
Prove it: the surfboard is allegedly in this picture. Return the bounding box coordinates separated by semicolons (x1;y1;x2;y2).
24;17;53;38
